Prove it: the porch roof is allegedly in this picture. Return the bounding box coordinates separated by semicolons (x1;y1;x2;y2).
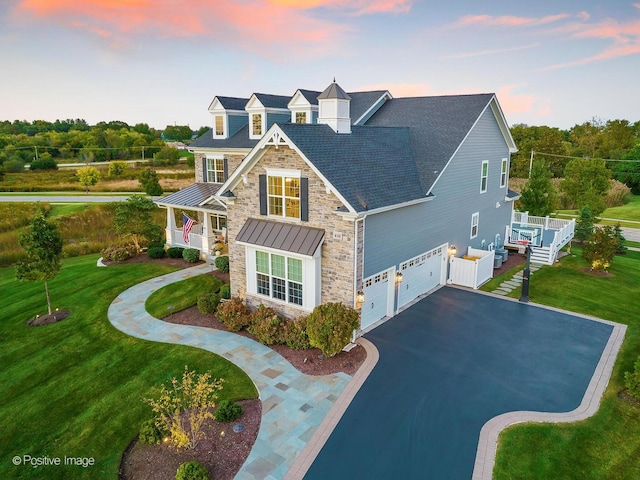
155;183;225;212
236;218;324;256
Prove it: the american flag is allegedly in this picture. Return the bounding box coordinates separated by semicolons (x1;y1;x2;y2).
182;213;194;244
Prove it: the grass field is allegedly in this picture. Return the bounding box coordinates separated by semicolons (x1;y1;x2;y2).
490;248;640;479
0;255;257;479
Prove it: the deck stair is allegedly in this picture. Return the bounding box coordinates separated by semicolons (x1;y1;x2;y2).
530;246;552;264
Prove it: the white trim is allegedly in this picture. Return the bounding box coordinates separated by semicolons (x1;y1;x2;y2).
353;91;393;125
480;160;489;193
265;167;301;178
500;158;508;188
471;212;480;239
213;115;226;139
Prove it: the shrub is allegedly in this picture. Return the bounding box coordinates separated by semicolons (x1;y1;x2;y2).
582;225;618;271
219;283;231;300
614;223;627;255
605;179;632;208
167;246;185;258
100;243;137;262
138;419;165;445
108;160;127;176
139;168;164;196
183;248;200;263
248;305;284;345
306;303;360;357
144;367;223;450
625;356;640;399
214;255;229;273
29;156;57;170
214;400;243;422
282;316;311;350
3;158;25;173
216;296;251;332
147;245;166;259
574;205;594;243
175;461;209;480
197;292;220;314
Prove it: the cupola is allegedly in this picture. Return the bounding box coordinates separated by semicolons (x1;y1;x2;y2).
317;80;351;134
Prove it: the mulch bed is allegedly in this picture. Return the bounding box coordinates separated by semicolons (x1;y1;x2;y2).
618;389;640;407
27;309;71;326
114;253;367;479
492;250;526;276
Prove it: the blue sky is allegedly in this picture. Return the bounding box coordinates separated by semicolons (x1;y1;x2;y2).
1;0;639;130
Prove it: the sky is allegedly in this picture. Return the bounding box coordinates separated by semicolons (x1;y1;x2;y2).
1;0;639;131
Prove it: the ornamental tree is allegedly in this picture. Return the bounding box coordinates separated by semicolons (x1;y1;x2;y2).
15;213;63;315
113;195;163;252
77;165;101;193
519;160;557;216
582;225;618;272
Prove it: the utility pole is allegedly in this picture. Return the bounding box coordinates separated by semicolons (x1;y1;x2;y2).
34;145;39;161
528;150;534;178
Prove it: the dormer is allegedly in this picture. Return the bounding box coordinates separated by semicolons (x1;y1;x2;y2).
288;89;320;124
207;96;248;140
245;93;291;140
317;81;351;134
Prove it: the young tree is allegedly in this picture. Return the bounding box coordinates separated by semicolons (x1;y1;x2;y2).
519;160;556;216
614;222;627;255
77;165;101;193
113;195;163;252
574;205;595;243
582;225;618;271
139;168;164;196
15;213;63;315
108;160;127;176
560;158;610;215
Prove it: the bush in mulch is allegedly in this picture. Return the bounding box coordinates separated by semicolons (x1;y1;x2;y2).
216;297;251;332
27;309;71;326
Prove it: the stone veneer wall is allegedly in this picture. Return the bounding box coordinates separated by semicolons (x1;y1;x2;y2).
227;145;357;319
193;153;246;183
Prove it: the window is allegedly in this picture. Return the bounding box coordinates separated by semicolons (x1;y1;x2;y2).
252;113;262;136
214;115;224;136
471;212;479;239
500;158;507;188
295;112;307;124
255;251;303;305
268;175;300;219
206;157;225;183
210;214;226;231
480;161;489;193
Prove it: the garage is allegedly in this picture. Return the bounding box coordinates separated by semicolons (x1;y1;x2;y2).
360;269;393;331
397;245;446;309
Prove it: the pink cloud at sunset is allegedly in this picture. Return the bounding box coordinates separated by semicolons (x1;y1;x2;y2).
14;0;345;54
450;13;571;29
268;0;412;15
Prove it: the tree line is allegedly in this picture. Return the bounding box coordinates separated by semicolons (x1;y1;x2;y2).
0;119;208;171
510;118;640;193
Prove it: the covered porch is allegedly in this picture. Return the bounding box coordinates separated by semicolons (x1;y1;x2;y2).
505;211;575;265
155;183;228;260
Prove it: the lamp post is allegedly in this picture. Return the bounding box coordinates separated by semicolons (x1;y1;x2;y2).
519;244;532;303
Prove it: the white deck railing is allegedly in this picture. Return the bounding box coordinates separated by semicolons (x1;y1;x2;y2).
507;211;575;265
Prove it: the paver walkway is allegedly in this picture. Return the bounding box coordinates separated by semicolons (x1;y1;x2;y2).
491;263;541;296
107;264;352;480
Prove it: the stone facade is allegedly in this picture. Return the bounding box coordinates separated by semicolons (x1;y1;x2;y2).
226;145;357;319
194;152;246;183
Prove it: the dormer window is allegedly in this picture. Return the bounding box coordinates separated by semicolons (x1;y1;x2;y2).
214;116;224;137
295;112;307;124
206;157;225;183
252;113;263;136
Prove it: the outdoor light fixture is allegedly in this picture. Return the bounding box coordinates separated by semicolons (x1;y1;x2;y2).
448;245;457;257
395;271;404;283
220;430;226;438
356;290;365;304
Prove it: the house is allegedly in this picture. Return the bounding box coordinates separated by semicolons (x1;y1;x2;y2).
158;80;541;332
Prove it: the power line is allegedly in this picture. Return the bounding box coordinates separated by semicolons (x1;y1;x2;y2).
532;150;640;163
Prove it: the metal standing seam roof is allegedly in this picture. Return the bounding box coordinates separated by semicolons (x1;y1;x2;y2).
155;183;225;211
236;218;325;256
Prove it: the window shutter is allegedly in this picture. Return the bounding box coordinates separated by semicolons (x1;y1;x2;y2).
202;158;207;182
259;175;267;215
300;177;309;221
223;158;228;181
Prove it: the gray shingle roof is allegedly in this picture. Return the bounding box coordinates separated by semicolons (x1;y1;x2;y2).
297;89;321;104
365;94;494;193
155;183;225;211
349;91;389;124
318;82;351;100
279;123;423;212
236;218;324;256
190;125;257;149
214;96;249;111
253;93;291;109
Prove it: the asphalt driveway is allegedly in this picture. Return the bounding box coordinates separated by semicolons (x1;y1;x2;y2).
304;287;615;480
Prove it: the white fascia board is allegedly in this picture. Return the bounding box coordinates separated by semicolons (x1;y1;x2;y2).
335;195;434;220
198;194;228;208
188;147;251;155
490;95;518;153
353;91;393;126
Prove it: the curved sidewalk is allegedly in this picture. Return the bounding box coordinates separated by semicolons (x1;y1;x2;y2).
107;264;375;480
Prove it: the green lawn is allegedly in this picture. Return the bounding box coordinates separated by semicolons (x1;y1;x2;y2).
145;273;223;318
0;255;257;479
492;248;640;479
554;195;640;227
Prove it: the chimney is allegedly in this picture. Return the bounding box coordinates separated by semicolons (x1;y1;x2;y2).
317;80;351;134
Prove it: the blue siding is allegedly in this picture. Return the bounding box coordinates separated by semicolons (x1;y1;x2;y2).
228;114;247;138
363;107;512;277
267;112;291;130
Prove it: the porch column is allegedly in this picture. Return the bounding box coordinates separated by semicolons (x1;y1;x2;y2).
166;207;176;244
202;212;213;255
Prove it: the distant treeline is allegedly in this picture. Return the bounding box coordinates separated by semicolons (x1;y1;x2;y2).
0;119;208;168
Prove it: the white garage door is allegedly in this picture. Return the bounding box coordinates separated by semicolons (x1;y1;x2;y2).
360;270;393;330
397;246;445;309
